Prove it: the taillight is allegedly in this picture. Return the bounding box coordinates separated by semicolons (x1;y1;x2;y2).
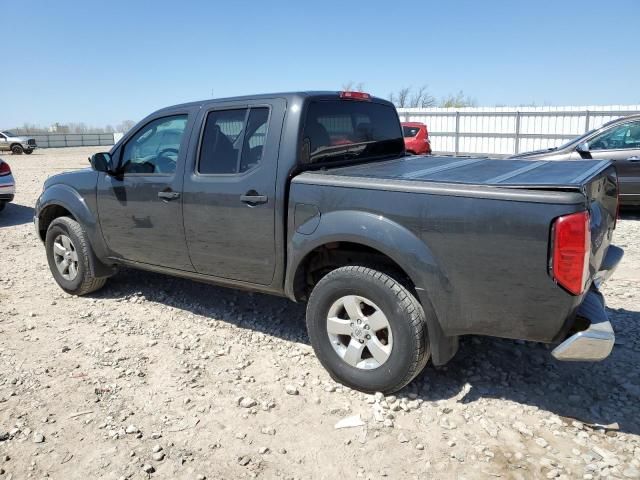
340;91;371;101
550;211;590;295
0;162;10;176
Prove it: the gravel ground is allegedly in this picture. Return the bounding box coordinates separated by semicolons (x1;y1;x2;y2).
0;147;639;480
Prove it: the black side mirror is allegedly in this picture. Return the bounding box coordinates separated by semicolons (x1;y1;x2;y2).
90;152;112;173
575;142;590;154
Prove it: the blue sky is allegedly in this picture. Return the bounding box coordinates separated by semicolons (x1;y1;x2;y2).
4;0;640;128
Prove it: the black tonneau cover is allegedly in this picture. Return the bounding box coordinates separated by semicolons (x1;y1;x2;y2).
320;155;612;190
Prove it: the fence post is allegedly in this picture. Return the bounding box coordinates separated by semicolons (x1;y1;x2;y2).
514;111;521;154
585;110;590;133
454;111;460;156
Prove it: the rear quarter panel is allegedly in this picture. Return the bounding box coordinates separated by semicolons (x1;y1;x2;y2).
289;180;587;342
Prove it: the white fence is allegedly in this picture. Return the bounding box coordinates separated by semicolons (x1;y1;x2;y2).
397;105;640;157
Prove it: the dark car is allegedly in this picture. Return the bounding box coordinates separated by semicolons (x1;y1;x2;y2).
34;91;622;394
401;122;431;155
511;114;640;206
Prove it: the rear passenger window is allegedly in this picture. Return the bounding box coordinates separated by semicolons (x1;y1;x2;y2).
198;107;270;174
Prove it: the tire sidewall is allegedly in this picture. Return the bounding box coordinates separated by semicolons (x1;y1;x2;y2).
45;220;88;293
307;269;423;393
11;145;23;155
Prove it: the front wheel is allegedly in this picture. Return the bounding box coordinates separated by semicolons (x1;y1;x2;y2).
11;145;23;155
306;266;429;394
45;216;107;295
24;148;33;155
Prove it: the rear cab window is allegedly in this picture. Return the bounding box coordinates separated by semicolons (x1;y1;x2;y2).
301;100;404;166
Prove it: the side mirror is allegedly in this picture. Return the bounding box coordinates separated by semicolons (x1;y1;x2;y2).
576;142;590;154
90;152;112;173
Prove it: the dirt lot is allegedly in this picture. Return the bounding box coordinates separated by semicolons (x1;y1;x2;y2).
0;147;639;480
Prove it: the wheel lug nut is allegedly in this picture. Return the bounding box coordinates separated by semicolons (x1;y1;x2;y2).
357;319;362;325
350;322;354;327
364;325;370;330
365;334;371;340
359;339;365;344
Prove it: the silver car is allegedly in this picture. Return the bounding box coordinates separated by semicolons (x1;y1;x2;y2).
511;114;640;207
0;158;15;211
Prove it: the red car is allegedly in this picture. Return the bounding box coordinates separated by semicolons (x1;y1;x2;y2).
402;122;431;155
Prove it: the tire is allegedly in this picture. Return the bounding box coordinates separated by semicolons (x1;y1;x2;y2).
0;201;5;212
306;266;429;394
11;144;23;155
24;149;33;155
45;216;107;295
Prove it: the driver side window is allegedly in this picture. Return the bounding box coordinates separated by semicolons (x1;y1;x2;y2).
590;121;640;151
121;115;187;175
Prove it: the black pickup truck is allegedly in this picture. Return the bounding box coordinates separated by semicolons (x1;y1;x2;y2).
35;91;623;393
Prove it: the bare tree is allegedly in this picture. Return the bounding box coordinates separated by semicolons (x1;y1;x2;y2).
342;81;366;92
409;85;436;108
396;87;411;108
116;120;136;133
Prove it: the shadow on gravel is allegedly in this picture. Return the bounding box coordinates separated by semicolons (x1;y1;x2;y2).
0;203;35;228
92;268;640;436
619;208;640;220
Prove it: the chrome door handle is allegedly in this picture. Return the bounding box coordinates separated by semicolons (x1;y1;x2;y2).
240;192;268;205
626;156;640;162
158;191;181;200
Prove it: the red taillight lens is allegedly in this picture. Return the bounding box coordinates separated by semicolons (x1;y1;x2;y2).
340;91;371;101
0;162;10;176
551;211;590;295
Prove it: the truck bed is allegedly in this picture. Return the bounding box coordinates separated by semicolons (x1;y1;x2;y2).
307;155;612;190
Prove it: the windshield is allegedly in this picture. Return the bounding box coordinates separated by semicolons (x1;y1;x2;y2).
556;129;595;150
1;131;16;137
302;100;404;165
402;126;420;137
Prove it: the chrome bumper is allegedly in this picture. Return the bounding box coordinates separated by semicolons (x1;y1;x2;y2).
553;246;622;362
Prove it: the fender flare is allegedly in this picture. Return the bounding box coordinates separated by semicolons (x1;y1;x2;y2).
285;210;459;365
36;185;115;278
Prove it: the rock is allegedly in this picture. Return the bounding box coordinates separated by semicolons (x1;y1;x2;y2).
196;475;206;480
239;397;257;408
623;467;640;479
546;468;559;478
335;415;365;429
513;421;533;437
152;445;163;453
416;443;425;450
536;438;549;448
285;385;299;395
0;433;8;442
142;464;155;473
238;455;251;466
125;425;139;434
152;452;165;461
259;447;269;454
278;448;287;454
33;432;45;443
61;346;71;353
398;433;409;443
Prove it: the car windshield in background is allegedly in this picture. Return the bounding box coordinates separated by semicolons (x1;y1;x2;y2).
1;131;16;137
303;100;404;165
403;126;420;137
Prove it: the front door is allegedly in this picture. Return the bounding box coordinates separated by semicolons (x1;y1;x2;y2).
182;99;286;285
578;120;640;204
0;133;8;152
97;113;194;271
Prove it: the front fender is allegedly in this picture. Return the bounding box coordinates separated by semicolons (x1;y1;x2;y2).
285;210;458;365
36;184;114;276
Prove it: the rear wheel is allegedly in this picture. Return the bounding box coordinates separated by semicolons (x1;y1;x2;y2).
0;201;5;212
45;216;107;295
306;266;429;394
11;145;23;155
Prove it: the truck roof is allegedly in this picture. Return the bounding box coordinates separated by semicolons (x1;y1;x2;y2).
155;91;394;115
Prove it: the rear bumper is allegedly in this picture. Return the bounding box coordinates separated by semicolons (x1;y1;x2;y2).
552;245;623;362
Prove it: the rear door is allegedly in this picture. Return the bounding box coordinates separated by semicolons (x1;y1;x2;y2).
182;98;286;284
580;119;640;203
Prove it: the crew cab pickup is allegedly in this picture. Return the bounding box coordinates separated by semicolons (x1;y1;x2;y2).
35;91;623;393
